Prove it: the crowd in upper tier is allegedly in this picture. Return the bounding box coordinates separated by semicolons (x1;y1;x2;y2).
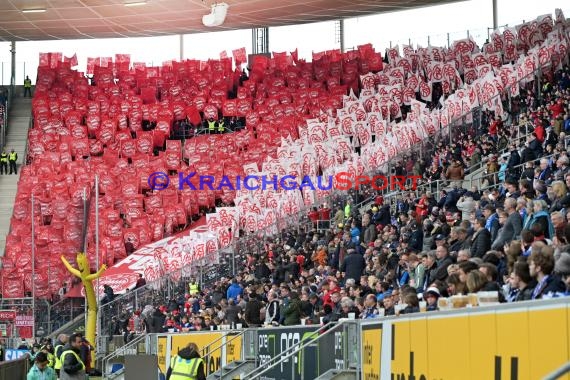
101;67;570;338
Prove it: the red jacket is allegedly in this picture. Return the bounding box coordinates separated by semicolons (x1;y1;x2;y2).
534;124;545;143
489;120;499;136
550;102;564;118
308;210;319;222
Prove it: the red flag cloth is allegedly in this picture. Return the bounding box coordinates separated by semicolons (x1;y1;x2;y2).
39;53;50;67
50;52;62;69
232;47;247;65
290;49;299;64
185;105;202;126
87;57;100;75
64;53;78;67
100;57;112;68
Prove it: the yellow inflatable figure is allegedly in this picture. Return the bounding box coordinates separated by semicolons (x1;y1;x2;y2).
61;252;106;364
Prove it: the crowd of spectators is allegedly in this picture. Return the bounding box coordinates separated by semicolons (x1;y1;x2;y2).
101;66;570;337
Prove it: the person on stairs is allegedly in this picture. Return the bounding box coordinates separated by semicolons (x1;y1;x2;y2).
8;148;17;174
166;342;206;380
24;76;32;97
0;149;7;175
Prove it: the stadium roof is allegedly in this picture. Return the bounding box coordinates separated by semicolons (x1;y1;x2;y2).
0;0;463;41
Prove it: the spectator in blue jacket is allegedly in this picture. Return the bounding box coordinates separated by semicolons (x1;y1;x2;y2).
226;279;243;301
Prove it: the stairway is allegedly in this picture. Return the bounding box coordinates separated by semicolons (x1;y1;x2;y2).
0;96;31;257
314;368;359;380
206;359;256;380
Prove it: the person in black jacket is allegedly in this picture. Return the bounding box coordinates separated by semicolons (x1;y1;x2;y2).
149;308;165;333
254;259;271;281
373;204;391;226
470;218;491;258
433;246;454;281
340;249;366;283
101;284;114;305
506;144;521;177
244;292;263;327
60;333;86;380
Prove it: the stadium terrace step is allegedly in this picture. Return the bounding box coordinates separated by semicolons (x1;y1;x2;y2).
206;359;256;380
0;96;31;258
314;368;359;380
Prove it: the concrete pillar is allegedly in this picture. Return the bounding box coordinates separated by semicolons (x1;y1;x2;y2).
179;34;184;61
252;27;269;54
339;19;345;53
10;41;15;90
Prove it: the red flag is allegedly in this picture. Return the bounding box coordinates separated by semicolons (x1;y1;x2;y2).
64;53;78;67
39;53;50;67
50;52;62;69
220;51;228;59
87;57;100;75
185;105;202;126
290;49;298;64
232;47;247;65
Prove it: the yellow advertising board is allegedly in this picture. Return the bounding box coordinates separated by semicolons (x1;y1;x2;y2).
377;302;570;380
361;324;382;380
170;332;224;375
527;307;569;379
156;336;167;375
224;333;243;364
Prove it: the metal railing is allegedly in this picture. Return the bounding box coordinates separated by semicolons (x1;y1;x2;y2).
0;355;30;379
242;320;357;379
0;98;7;149
200;328;250;377
101;332;147;377
544;362;570;380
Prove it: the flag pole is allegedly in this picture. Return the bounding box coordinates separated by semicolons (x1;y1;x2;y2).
95;176;100;346
31;194;36;339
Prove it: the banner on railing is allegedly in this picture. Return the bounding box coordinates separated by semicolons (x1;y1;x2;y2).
361;302;570;380
5;349;29;361
256;325;344;380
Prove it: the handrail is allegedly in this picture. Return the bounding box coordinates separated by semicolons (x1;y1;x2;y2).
200;328;250;377
199;327;242;358
543;362;570;380
241;320;342;380
101;332;146;376
100;281;157;313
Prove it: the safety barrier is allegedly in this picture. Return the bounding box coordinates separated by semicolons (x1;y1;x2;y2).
361;298;570;380
144;297;570;380
0;355;30;379
152;329;244;377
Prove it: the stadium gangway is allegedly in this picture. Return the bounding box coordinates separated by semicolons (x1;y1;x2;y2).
241;319;359;380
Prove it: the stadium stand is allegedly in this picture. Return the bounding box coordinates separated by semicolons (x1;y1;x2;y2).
87;11;570;339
